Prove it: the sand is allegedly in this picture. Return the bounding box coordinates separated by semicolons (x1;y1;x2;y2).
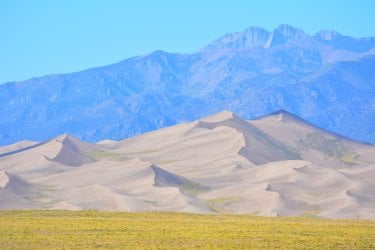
0;110;374;219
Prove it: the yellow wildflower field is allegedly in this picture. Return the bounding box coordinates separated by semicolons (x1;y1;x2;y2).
0;210;374;249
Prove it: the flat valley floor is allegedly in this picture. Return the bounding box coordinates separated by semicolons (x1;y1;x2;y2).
0;210;374;249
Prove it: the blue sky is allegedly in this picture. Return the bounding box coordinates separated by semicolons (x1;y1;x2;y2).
1;0;374;83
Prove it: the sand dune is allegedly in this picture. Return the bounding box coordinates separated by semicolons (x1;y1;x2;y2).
0;140;38;156
30;158;210;213
0;110;374;219
0;171;33;193
43;133;100;166
250;110;375;165
0;171;40;209
0;171;10;188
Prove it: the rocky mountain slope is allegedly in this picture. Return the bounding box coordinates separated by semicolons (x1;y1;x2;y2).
1;24;375;145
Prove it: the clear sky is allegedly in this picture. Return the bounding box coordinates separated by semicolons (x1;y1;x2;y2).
1;0;374;83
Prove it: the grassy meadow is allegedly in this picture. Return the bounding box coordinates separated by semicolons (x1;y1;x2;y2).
0;210;374;249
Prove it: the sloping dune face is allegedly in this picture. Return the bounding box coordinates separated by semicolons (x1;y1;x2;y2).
0;171;9;188
0;111;374;219
0;140;38;156
0;171;39;209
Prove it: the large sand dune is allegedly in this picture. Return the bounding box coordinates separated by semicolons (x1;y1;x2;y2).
1;110;374;219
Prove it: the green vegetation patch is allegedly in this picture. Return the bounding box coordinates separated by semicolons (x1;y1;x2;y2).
339;152;360;165
180;181;210;196
205;196;242;213
87;149;160;161
302;202;320;218
298;133;357;160
0;210;374;249
279;145;301;160
250;130;301;160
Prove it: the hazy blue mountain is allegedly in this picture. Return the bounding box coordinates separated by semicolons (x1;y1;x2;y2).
314;30;375;52
1;24;375;145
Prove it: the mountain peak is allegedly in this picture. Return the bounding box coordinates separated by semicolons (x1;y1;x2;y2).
242;26;271;40
201;24;313;51
201;26;271;51
314;30;341;41
268;24;310;46
275;24;303;33
313;30;375;52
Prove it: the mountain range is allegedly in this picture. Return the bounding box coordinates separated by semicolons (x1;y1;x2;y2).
1;111;374;219
1;24;375;145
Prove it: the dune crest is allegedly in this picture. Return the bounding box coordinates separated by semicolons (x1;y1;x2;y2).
200;110;236;123
43;133;101;166
0;140;39;156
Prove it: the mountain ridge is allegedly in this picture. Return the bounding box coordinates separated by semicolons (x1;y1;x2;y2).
0;24;375;145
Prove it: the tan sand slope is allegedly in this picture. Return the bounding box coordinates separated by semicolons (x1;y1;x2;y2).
251;110;375;163
0;110;374;219
0;171;40;209
0;140;38;156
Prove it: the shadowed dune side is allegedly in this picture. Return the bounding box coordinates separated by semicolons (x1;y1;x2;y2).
43;134;101;166
0;171;40;209
0;133;105;179
250;110;375;166
198;111;303;164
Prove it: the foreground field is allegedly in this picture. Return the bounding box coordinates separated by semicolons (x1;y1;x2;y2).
0;211;374;249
